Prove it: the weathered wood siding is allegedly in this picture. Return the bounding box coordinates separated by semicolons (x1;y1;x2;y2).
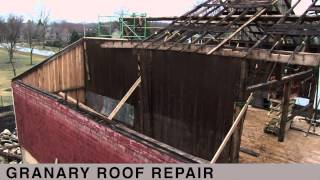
84;39;241;162
20;43;86;102
139;50;241;161
85;40;139;126
85;40;138;103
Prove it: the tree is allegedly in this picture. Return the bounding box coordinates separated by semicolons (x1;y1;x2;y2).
37;9;50;49
69;30;80;44
24;20;38;65
4;15;24;77
0;17;5;42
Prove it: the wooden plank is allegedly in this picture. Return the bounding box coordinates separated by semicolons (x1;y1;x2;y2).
20;43;86;94
123;15;320;22
266;24;320;36
240;147;260;157
107;77;142;120
46;63;49;91
206;2;273;55
52;59;57;92
66;51;70;89
83;41;91;81
62;53;65;89
78;89;85;103
230;61;248;163
49;62;54;92
101;41;320;66
247;69;314;92
81;46;85;87
211;93;254;164
66;50;70;89
53;86;85;94
278;81;291;142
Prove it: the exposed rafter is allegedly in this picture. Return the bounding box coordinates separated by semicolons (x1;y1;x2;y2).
132;0;319;66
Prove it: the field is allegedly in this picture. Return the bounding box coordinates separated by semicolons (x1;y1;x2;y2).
0;48;46;106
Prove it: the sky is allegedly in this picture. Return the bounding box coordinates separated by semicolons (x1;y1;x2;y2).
292;0;314;14
0;0;202;23
0;0;314;23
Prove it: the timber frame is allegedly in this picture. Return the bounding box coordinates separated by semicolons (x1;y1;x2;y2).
132;0;320;143
102;0;320;143
12;0;320;163
135;0;320;59
122;0;320;146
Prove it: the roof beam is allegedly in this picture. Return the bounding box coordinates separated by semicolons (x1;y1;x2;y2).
207;0;277;55
123;15;320;22
246;69;314;92
100;41;320;66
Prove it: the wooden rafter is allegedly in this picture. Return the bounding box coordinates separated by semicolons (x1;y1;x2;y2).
102;41;320;66
134;0;319;60
246;69;314;92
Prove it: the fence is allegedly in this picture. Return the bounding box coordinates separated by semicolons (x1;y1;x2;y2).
0;95;13;107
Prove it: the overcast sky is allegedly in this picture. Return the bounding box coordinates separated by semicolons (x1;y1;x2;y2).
0;0;201;23
0;0;313;23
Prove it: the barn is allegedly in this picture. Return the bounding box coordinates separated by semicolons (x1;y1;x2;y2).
12;0;320;163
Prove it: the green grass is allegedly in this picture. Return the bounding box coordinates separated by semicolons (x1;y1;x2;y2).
0;48;46;106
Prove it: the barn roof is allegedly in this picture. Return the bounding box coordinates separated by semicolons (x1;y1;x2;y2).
128;0;320;66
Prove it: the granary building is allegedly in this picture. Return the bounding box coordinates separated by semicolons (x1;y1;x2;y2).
12;0;320;163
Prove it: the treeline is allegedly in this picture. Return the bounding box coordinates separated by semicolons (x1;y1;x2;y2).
0;13;97;77
0;13;169;78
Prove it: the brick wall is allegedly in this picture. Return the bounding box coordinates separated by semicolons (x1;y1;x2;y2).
12;82;183;163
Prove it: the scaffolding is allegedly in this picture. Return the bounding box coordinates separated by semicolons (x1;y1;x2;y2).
97;15;119;38
98;13;148;40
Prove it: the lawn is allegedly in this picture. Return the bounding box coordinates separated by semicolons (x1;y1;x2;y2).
0;48;46;106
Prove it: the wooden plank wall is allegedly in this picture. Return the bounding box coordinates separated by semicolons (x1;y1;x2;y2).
85;39;241;162
21;44;86;102
139;51;241;161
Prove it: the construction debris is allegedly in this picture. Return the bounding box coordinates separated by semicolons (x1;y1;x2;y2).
291;116;320;136
0;129;22;164
240;147;260;157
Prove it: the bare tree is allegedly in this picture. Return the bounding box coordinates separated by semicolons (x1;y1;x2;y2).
0;17;5;42
4;15;24;77
24;20;38;65
37;9;50;49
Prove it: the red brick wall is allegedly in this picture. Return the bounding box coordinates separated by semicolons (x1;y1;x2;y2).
12;82;181;163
